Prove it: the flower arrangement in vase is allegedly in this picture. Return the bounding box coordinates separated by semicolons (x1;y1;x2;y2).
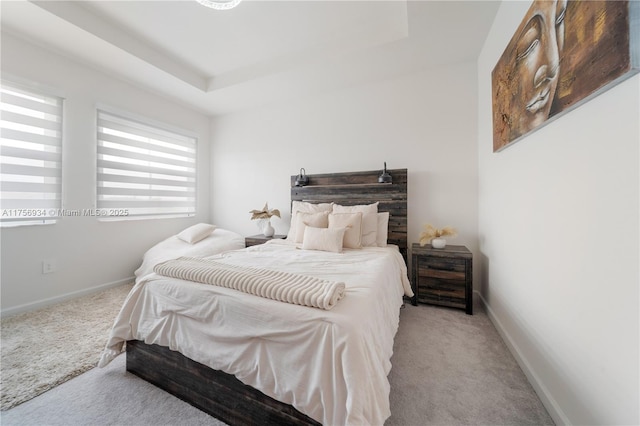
419;223;457;249
249;203;280;237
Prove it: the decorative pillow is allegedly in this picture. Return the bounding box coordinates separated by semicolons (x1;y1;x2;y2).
294;211;329;243
301;226;346;253
333;202;379;247
376;212;390;247
177;223;217;244
287;201;333;241
328;212;363;249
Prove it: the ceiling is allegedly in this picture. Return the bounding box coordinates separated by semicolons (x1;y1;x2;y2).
1;0;500;116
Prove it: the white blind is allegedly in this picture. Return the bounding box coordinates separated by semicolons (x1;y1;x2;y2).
0;82;63;226
96;110;197;219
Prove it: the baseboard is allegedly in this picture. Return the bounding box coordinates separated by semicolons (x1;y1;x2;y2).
475;290;570;426
0;277;134;318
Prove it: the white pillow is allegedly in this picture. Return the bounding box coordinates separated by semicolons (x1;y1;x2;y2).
294;211;329;243
333;202;379;247
177;223;217;244
302;226;346;253
287;201;334;241
328;212;363;249
376;212;390;247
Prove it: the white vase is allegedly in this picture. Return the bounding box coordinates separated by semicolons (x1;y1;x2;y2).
263;221;275;237
431;238;446;249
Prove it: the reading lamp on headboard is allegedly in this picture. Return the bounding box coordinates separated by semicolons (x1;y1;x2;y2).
378;162;392;183
295;168;309;187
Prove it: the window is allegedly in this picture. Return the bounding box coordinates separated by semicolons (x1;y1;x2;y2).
0;82;63;226
96;110;196;220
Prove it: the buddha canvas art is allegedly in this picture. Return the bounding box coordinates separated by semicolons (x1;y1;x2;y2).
492;0;639;152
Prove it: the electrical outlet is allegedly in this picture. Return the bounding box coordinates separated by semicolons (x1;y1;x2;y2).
42;260;56;274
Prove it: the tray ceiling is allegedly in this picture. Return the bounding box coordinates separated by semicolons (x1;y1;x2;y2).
1;0;500;116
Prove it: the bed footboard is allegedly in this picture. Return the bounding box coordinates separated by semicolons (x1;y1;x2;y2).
126;340;320;426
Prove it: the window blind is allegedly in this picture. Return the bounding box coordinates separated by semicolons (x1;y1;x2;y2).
0;82;63;226
96;110;196;219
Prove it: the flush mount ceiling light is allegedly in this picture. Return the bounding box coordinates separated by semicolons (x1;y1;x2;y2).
196;0;241;10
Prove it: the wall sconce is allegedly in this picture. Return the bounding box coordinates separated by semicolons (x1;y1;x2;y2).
295;168;309;187
378;162;392;183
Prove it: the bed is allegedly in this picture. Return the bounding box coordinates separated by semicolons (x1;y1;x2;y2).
99;168;410;425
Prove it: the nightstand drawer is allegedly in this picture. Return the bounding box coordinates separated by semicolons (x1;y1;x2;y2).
418;294;466;309
417;279;466;307
418;276;466;291
418;257;465;280
422;257;465;271
419;267;465;281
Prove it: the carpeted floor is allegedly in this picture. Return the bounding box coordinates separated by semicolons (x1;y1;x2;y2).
0;354;225;426
0;283;134;410
0;286;554;425
387;301;553;425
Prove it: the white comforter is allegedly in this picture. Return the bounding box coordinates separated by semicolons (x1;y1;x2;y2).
134;228;245;282
99;240;413;425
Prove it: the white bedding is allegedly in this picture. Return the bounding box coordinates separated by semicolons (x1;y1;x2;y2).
133;228;245;282
99;239;413;425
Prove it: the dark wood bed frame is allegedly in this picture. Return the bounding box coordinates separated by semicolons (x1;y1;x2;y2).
126;168;408;425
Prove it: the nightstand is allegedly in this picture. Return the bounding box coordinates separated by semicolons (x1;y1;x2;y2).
411;243;473;315
245;234;286;248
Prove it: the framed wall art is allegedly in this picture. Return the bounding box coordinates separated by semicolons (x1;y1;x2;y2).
492;0;639;152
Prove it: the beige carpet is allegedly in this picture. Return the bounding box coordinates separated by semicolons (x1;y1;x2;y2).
387;301;553;425
0;283;134;410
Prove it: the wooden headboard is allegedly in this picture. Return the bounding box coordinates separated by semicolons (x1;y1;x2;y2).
290;168;408;262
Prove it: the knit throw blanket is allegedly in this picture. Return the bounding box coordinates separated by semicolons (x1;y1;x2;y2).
153;257;345;310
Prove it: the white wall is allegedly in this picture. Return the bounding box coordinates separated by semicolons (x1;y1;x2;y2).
478;2;639;425
0;33;212;315
211;61;480;278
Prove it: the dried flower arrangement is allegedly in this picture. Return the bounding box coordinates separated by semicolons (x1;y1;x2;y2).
249;203;281;220
419;223;457;246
